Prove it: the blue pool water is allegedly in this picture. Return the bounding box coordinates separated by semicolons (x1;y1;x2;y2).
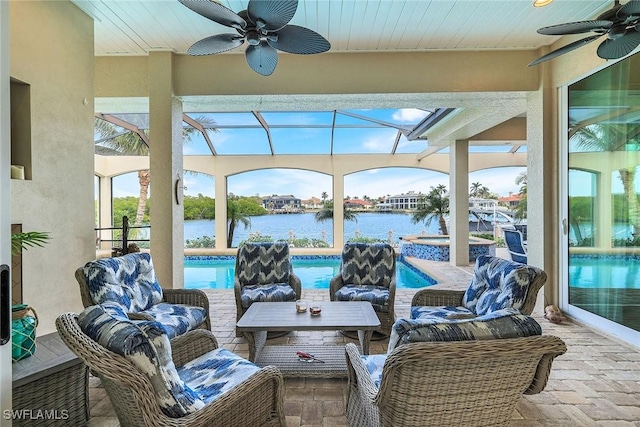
184;256;437;290
569;254;640;288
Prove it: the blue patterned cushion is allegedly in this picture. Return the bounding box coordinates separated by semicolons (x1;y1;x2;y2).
462;255;543;315
360;354;387;389
388;309;542;351
236;242;292;287
240;284;297;309
334;285;390;313
82;253;163;312
178;348;260;404
144;303;207;339
410;305;475;320
340;243;396;288
78;304;205;418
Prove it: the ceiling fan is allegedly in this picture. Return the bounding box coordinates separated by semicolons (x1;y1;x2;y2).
529;0;640;66
178;0;331;76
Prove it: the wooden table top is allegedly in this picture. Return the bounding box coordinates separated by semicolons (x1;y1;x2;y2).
237;301;380;332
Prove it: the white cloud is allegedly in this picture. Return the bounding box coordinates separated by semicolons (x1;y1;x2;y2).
392;109;428;123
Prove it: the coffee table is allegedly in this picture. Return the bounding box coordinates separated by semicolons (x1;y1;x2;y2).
236;301;380;378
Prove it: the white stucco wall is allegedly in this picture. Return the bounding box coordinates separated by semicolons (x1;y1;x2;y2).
10;1;95;335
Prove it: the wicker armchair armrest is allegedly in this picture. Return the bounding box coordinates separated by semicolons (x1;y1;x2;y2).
171;329;219;366
345;343;379;401
329;274;345;301
289;271;302;299
411;288;466;307
524;336;567;395
162;288;210;309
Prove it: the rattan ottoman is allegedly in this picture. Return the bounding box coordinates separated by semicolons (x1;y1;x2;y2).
12;332;89;426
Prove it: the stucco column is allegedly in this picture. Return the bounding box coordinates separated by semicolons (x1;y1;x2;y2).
528;89;550;313
98;175;113;250
333;173;345;249
215;175;228;250
148;51;184;289
449;139;469;266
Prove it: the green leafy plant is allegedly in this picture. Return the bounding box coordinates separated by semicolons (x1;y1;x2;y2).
11;231;51;256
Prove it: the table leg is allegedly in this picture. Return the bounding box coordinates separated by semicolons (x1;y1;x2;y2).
243;330;267;362
357;330;373;355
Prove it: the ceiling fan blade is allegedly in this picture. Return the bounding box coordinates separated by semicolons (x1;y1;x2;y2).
245;42;279;76
617;0;640;20
247;0;298;31
178;0;246;30
187;34;244;55
537;20;612;35
268;25;330;54
528;34;601;66
597;29;640;59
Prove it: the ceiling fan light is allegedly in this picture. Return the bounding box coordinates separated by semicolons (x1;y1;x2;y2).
533;0;553;7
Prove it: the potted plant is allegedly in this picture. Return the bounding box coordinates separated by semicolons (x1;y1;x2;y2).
10;230;50;362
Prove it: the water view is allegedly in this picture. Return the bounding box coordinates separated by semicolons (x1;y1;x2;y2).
185;212;442;247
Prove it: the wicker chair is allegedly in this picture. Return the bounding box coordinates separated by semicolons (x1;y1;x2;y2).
345;335;567;427
330;243;396;337
234;242;301;335
411;255;546;321
76;252;211;339
56;307;286;427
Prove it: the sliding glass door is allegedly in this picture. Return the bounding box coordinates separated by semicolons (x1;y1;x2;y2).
565;53;640;343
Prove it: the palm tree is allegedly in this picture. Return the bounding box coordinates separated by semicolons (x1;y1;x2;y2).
94;115;217;226
513;171;527;221
412;185;449;235
321;191;328;206
470;182;483;197
227;198;251;247
314;201;358;222
571;123;640;232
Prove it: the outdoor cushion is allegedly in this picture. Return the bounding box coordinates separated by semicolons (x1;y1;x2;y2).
410;305;476;321
236;242;291;287
360;354;387;389
82;253;162;312
78;303;205;418
388;308;542;351
240;284;297;309
340;243;395;288
462;255;544;315
177;348;261;405
143;303;207;338
80;252;208;339
333;285;390;312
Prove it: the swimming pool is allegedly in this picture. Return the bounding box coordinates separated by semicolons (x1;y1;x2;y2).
569;254;640;288
184;256;437;290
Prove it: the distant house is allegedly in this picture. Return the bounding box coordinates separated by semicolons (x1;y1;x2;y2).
344;198;373;210
498;193;523;210
469;197;498;210
303;196;323;209
262;195;302;212
385;191;424;210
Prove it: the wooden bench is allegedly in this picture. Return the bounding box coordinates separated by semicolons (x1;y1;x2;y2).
12;332;89;426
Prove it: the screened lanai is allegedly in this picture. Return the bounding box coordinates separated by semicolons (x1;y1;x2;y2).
94;104;529;254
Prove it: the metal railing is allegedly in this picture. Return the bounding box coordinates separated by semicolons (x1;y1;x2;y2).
95;216;150;256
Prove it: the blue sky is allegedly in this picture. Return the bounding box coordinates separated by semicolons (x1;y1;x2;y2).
105;108;528;200
112;166;527;200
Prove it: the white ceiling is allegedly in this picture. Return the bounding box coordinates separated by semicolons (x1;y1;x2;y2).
72;0;611;56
